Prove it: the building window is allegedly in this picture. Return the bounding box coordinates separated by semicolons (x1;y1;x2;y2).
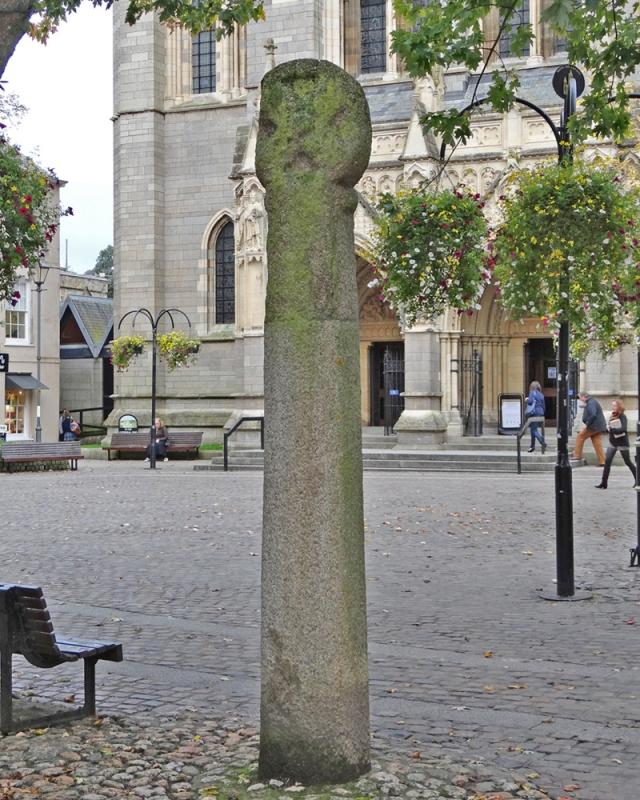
360;0;386;73
5;281;28;342
499;0;530;58
192;29;217;94
4;389;25;435
215;221;235;324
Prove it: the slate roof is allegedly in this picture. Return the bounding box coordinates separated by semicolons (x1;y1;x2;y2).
60;295;114;358
364;82;414;124
444;66;565;112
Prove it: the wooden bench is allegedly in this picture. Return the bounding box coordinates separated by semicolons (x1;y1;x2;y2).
2;442;83;473
0;583;123;733
103;431;203;460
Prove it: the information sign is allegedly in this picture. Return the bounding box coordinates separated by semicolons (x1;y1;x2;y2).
0;354;9;373
118;414;138;433
498;393;523;435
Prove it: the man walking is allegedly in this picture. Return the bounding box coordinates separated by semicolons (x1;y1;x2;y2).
572;391;606;466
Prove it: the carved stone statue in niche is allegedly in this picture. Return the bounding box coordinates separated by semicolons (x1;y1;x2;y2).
245;190;265;251
236;189;265;252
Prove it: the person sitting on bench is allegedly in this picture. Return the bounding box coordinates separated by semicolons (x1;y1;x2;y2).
145;418;169;462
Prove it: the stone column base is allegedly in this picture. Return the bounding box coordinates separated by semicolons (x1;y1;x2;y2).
442;410;463;440
393;410;447;450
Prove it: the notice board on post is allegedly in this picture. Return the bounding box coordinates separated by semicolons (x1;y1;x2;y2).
498;393;523;435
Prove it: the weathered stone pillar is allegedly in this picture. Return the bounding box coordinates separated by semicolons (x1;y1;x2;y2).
256;59;372;784
394;325;447;449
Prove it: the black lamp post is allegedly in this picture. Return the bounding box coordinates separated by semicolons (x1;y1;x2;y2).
441;66;591;599
33;262;50;443
118;308;191;469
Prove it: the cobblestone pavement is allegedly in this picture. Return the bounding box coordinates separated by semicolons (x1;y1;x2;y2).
1;460;640;800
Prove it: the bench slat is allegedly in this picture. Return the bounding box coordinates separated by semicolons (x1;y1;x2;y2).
2;443;83;464
58;639;123;662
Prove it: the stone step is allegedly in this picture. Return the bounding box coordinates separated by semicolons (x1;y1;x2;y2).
194;448;585;473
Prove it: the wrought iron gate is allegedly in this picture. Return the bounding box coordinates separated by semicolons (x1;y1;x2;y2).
383;347;405;435
453;349;483;436
568;358;580;425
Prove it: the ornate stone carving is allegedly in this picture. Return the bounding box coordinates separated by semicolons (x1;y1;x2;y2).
378;174;396;193
372;133;405;156
359;175;376;198
462;168;478;192
236;188;265;253
481;167;498;193
360;291;398;323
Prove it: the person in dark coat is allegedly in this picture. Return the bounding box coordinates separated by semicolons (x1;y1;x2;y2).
526;381;547;453
145;418;169;462
572;391;606;466
595;398;636;489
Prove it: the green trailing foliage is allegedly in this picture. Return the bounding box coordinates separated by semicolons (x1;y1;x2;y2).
0;132;71;302
494;157;640;358
367;186;490;325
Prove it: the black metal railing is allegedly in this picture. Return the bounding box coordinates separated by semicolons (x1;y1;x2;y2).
224;416;264;471
453;349;483;436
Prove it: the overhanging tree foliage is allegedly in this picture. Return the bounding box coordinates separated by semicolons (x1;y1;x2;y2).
0;130;71;300
0;0;264;79
392;0;640;147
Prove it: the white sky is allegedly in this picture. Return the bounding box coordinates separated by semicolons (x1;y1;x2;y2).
3;5;113;275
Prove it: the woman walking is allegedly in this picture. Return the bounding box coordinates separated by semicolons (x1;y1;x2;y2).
526;381;547;453
595;398;636;489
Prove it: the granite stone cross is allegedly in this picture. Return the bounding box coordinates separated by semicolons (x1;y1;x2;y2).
256;59;372;784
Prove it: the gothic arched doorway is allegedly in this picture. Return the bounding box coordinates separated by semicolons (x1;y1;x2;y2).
356;256;403;425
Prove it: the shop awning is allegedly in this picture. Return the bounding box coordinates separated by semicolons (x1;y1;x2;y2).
5;374;49;390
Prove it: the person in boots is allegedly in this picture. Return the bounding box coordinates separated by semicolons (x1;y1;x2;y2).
595;398;636;489
526;381;547;453
572;391;606;466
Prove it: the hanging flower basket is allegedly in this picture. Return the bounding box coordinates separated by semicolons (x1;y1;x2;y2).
110;334;146;372
157;330;201;371
494;157;640;357
367;186;490;325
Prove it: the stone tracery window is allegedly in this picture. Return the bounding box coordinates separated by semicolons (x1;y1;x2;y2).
214;220;235;324
499;0;531;58
192;29;217;94
360;0;387;73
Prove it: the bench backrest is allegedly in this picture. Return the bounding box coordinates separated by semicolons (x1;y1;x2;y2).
109;433;149;447
2;442;82;459
0;583;64;667
109;431;203;447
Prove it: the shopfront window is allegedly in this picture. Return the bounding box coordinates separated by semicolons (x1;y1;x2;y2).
5;281;29;343
5;389;26;435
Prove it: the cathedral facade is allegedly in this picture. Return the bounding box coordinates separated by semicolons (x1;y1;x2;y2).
111;0;639;443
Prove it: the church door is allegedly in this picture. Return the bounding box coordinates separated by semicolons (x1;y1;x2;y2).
525;338;556;421
368;342;404;427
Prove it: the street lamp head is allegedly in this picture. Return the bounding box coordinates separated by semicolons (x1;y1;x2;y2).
35;262;50;287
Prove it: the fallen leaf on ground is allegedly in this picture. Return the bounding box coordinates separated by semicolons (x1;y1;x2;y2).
508;684;527;690
484;686;495;692
484;651;493;658
527;773;540;779
522;551;534;556
386;689;397;694
612;758;622;764
563;784;581;791
410;751;421;759
63;695;75;703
